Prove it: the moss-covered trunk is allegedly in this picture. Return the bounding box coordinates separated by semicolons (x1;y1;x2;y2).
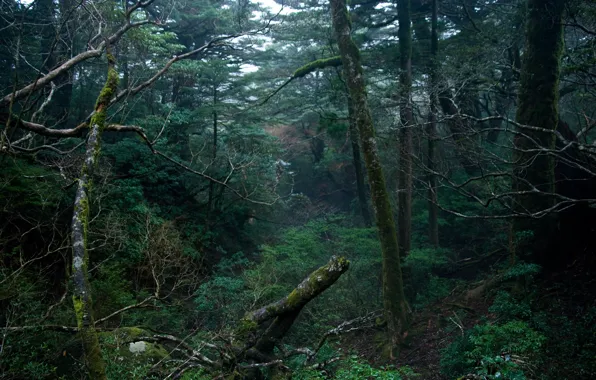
329;0;409;351
427;0;439;248
70;54;118;380
398;0;413;257
512;0;565;264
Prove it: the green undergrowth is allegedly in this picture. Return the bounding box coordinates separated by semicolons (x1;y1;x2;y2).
440;262;596;379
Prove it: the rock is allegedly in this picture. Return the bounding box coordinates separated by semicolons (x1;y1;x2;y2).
129;341;147;354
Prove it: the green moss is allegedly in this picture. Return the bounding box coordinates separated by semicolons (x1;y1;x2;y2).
73;295;84;329
95;67;119;114
144;343;168;360
286;289;301;308
236;318;258;339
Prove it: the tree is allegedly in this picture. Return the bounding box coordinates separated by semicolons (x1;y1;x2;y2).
398;0;413;258
329;0;409;353
69;52;118;380
511;0;565;264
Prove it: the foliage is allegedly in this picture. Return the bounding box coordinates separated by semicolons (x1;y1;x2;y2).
1;0;595;377
291;345;417;380
441;320;546;379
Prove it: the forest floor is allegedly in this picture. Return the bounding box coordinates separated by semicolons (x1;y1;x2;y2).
339;291;494;379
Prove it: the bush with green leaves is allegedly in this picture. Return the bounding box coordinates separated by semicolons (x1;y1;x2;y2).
441;320;545;379
333;357;417;380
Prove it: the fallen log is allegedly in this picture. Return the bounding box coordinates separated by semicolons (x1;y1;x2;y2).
243;256;349;353
3;256;351;379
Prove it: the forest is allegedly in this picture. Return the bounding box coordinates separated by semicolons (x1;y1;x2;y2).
0;0;595;378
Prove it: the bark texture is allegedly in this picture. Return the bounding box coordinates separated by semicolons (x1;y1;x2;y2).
329;0;409;350
70;53;119;380
512;0;565;263
398;0;413;258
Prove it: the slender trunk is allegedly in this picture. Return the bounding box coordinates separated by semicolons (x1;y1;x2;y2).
207;85;217;224
348;95;372;227
171;77;180;104
512;0;565;265
487;43;520;143
71;54;118;380
329;0;409;352
427;0;439;248
398;0;413;257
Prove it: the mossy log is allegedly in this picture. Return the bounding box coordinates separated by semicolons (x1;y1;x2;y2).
244;256;349;327
235;256;349;378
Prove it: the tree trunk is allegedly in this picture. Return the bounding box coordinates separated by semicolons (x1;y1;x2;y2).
71;53;119;380
512;0;565;265
329;0;410;352
427;0;439;248
347;95;372;227
398;0;413;258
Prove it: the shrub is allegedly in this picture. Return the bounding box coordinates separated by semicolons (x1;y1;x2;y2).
441;320;545;379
